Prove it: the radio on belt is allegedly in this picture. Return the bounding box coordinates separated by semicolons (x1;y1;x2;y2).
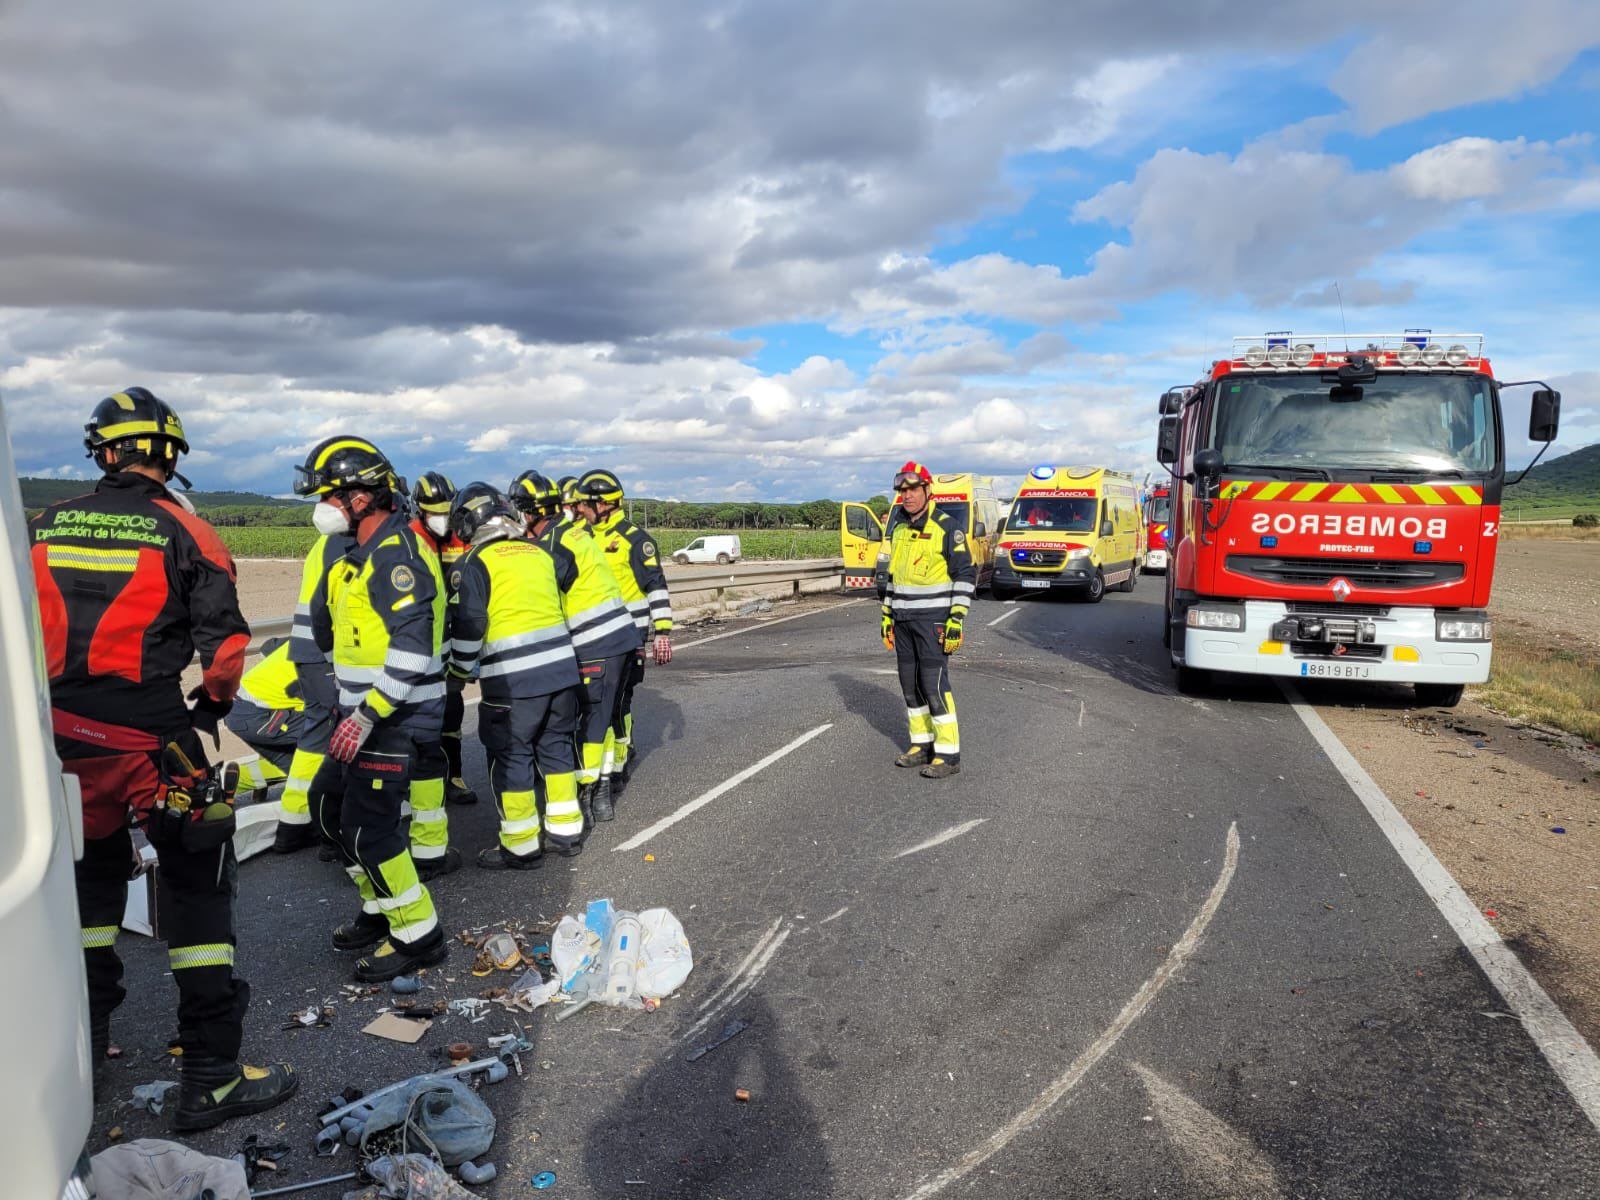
1270;614;1377;645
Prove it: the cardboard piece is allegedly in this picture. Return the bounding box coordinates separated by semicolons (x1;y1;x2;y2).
362;1013;433;1044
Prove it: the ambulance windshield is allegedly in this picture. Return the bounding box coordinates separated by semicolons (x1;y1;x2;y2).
1210;373;1497;475
1007;497;1097;532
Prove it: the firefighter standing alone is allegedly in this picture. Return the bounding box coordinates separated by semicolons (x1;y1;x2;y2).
882;461;974;778
30;387;296;1130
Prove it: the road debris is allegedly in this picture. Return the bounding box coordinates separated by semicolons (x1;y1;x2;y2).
458;1159;498;1184
282;1005;335;1031
532;1171;558;1189
129;1080;178;1116
684;1019;750;1062
361;1012;432;1043
734;1088;752;1102
391;974;422;995
91;1139;249;1200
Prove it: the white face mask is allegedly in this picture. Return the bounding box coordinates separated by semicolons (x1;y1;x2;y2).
312;500;351;536
167;488;197;515
425;514;451;538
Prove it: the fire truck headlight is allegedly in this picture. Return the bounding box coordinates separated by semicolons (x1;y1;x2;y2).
1291;343;1315;367
1437;616;1491;641
1266;344;1290;367
1445;343;1470;366
1396;343;1422;367
1421;343;1446;367
1186;606;1244;632
1243;345;1267;367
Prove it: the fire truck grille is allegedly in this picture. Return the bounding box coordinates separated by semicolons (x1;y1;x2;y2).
1286;602;1391;617
1291;643;1386;661
1226;556;1464;589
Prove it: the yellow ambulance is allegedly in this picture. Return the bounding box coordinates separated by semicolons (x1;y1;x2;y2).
992;466;1141;602
840;474;1001;594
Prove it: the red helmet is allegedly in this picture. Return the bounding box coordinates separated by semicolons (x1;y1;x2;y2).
893;461;932;491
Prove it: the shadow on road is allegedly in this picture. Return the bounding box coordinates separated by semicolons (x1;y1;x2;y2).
826;669;906;745
582;995;833;1198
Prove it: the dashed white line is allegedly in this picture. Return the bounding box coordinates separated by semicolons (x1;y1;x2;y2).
612;723;833;852
987;608;1020;628
819;906;849;925
1283;687;1600;1130
901;822;1241;1200
892;818;989;860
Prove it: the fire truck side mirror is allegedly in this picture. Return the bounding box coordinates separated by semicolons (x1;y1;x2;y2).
1158;389;1185;416
1529;389;1560;443
1193;448;1224;483
1156;416;1180;465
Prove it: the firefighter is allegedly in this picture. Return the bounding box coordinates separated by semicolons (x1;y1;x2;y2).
411;471;479;812
447;484;585;867
510;471;639;826
571;469;672;812
882;461;974;778
295;436;451;981
225;637;302;799
272;520;356;856
31;386;296;1130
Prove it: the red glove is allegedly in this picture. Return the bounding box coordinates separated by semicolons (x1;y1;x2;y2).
652;634;673;665
329;708;374;763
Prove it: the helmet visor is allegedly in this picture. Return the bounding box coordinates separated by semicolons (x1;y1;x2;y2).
893;471;928;492
293;464;332;496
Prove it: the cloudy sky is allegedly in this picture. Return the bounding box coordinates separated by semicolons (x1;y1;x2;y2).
2;0;1598;501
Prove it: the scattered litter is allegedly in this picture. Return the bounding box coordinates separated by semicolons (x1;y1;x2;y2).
358;1079;496;1166
459;1160;498;1184
500;970;561;1013
107;1126;123;1142
129;1080;178;1116
283;1005;335;1031
549;900;692;1015
684;1019;749;1062
105;1044;124;1060
1484;909;1499;919
449;997;492;1022
644;854;655;863
1551;827;1567;834
483;932;523;971
362;1012;432;1044
738;597;774;616
91;1139;249;1200
391;975;422;995
448;1042;475;1063
366;1153;479;1198
734;1088;751;1102
532;1171;558;1189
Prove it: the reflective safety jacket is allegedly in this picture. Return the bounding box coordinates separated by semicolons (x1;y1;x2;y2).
289;531;355;713
312;510;446;735
538;518;639;660
238;640;303;712
29;472;248;734
410;516;469;661
590;510;672;638
448;535;581;701
885;503;976;621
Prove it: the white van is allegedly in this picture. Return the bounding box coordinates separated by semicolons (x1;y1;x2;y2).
672;534;741;565
0;395;95;1196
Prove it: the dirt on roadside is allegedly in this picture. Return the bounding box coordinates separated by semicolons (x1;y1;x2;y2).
1315;536;1600;1046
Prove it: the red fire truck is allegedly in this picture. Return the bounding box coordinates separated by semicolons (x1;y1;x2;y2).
1155;332;1560;707
1143;482;1171;574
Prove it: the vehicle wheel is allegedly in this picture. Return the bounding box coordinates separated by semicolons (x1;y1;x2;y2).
716;553;730;564
1176;664;1209;694
1083;570;1105;604
673;554;688;565
1413;683;1465;708
1162;604;1173;648
1119;565;1137;593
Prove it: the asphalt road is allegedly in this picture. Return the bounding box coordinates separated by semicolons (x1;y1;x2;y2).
92;583;1600;1198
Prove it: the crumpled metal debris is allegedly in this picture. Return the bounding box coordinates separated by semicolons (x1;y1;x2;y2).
129;1081;179;1116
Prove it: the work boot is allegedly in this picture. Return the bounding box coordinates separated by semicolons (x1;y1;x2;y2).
613;755;633;794
577;782;595;826
895;746;931;769
172;1055;298;1133
445;776;479;806
553;838;583;859
591;777;616;823
332;912;388;953
414;846;462;883
318;839;341;862
272;822;318;854
476;845;543;871
355;937;449;983
920;758;961;780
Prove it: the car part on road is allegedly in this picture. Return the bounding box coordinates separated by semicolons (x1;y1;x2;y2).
684;1019;750;1062
458;1160;497;1184
532;1171;558;1189
251;1170;361;1197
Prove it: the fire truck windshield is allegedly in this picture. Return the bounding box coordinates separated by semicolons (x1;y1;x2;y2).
1006;497;1097;532
1146;494;1171;523
1210;372;1497;476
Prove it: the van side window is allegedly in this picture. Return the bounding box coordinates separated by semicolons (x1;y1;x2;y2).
846;506;876;540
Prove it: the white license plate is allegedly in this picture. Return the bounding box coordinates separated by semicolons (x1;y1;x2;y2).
1020;579;1050;589
1300;661;1371;679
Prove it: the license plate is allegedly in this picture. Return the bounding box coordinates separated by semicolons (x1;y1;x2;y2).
1021;579;1049;589
1300;661;1370;679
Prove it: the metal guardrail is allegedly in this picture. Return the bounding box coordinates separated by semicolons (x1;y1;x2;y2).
243;559;846;655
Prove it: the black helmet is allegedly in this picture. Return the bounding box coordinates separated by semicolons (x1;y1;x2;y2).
412;471;457;515
84;387;189;471
509;470;561;517
575;468;624;505
449;482;523;546
556;476;579;505
293;436;398;498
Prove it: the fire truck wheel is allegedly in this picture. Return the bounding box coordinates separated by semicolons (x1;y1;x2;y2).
1082;570;1105;604
1413;683;1465;709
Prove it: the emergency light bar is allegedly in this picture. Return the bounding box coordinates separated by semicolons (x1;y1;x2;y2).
1230;333;1485;372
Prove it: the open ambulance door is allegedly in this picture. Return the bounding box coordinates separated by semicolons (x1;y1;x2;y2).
840;502;883;591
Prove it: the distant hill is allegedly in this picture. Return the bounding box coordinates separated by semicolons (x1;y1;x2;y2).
1512;442;1600;516
20;477;302;510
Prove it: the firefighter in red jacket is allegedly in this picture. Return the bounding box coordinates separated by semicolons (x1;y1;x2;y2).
30;387;296;1131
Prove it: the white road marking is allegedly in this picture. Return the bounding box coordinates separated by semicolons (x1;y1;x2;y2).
902;822;1241;1200
1131;1062;1284;1199
819;906;849;925
1078;699;1085;728
612;723;833;852
986;608;1019;628
892;818;989;860
684;920;792;1040
1283;687;1600;1130
673;599;869;651
693;918;784;1016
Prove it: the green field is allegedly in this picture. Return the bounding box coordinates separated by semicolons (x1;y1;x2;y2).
218;525;839;561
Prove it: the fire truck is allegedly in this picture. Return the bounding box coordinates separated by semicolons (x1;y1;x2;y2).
1155;332;1560;707
1144;482;1171;574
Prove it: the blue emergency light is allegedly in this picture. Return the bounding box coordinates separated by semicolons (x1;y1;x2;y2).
1414;540;1432;554
1266;331;1291;348
1029;465;1054;480
1405;328;1432;348
1260;535;1278;549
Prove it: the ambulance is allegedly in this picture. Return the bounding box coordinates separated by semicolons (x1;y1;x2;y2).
840;474;1001;595
992;466;1141;602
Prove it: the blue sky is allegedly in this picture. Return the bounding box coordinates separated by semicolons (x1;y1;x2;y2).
1;3;1596;502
